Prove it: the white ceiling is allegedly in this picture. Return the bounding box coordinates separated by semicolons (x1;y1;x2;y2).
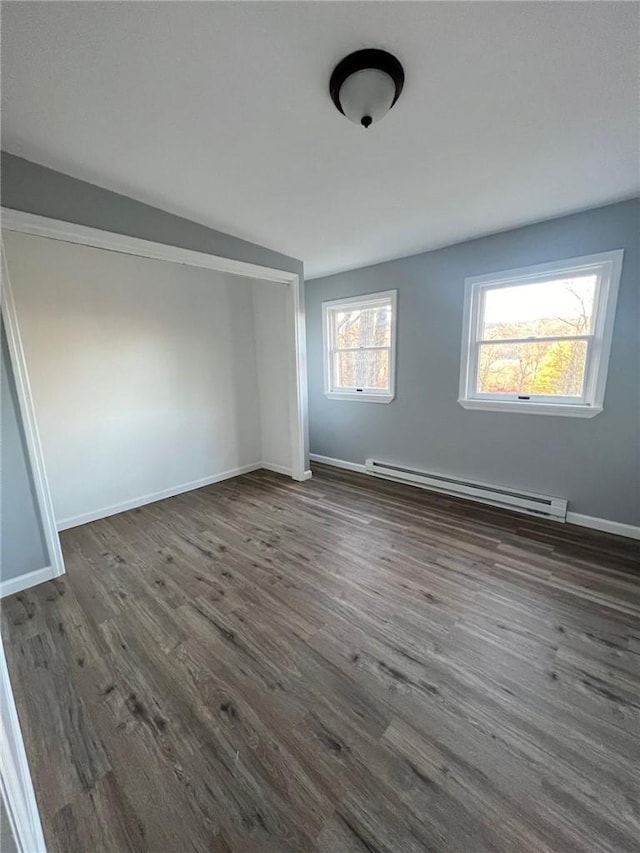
2;2;638;278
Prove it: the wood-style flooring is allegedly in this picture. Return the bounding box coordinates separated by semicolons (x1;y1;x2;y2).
2;464;640;852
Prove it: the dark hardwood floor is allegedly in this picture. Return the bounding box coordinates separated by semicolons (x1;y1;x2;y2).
2;464;639;852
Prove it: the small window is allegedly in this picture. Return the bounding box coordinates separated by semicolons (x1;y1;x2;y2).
323;290;397;403
459;251;624;417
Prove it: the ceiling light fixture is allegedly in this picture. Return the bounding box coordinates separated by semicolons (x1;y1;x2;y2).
330;49;404;129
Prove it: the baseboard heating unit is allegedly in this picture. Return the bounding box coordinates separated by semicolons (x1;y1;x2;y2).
364;458;568;521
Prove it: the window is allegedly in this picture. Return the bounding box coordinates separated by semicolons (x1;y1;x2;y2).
459;251;623;417
323;290;397;403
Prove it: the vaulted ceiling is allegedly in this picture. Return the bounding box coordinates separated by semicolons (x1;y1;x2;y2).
2;1;638;277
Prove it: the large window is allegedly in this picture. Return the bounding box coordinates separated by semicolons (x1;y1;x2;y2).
323;290;397;403
459;251;623;417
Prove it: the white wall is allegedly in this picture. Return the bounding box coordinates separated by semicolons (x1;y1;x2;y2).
4;232;266;527
252;280;292;473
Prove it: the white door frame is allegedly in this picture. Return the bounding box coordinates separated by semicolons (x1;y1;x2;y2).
1;207;311;583
1;236;66;584
1;642;47;852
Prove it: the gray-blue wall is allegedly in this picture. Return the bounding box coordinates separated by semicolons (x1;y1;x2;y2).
1;324;49;581
306;199;639;526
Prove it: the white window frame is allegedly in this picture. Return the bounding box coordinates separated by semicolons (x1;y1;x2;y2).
458;250;624;418
323;290;397;403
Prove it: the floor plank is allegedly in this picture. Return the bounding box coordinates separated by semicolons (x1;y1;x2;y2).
2;464;639;852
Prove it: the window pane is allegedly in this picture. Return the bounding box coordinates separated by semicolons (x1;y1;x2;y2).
333;304;391;349
477;339;588;397
481;275;597;340
334;349;390;391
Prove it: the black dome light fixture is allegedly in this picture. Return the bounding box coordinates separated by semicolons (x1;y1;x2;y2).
330;49;405;129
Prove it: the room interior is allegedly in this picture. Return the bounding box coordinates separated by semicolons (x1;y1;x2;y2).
1;2;639;852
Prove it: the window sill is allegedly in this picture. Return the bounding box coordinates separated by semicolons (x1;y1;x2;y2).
458;398;602;418
325;392;394;404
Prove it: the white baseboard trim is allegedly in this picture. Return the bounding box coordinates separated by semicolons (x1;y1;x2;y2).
57;462;265;531
311;454;640;542
55;461;314;531
309;453;367;474
0;565;57;599
261;462;293;476
1;643;47;852
566;512;640;541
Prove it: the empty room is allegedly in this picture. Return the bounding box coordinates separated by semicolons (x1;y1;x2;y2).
1;2;638;852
